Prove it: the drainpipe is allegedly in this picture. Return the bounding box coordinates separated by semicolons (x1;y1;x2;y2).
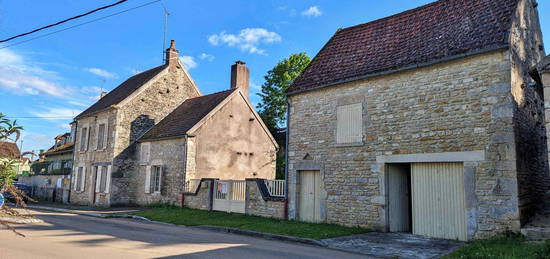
284;98;291;220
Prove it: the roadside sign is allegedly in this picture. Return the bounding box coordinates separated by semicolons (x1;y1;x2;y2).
0;193;4;208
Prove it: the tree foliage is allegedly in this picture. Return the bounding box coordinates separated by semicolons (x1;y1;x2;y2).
256;53;311;132
0;113;23;142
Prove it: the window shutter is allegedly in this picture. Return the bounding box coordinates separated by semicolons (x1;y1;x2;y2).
94;125;99;150
103;123;109;150
80;166;87;192
73;169;79;191
105;166;112;194
95;167;101;192
337;103;363;144
144;166;151;193
158;166;164;195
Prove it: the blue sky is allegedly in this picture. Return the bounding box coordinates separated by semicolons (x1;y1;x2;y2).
1;0;549;154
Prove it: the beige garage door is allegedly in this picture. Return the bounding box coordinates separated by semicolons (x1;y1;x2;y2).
411;162;467;241
299;170;321;222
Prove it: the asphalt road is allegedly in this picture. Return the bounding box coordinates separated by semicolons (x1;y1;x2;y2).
0;209;368;259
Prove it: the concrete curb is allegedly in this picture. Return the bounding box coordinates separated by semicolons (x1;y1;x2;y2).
26;205;328;248
191;225;328;247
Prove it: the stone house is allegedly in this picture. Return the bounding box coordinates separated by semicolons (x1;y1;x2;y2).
286;0;549;241
70;40;201;206
135;61;278;205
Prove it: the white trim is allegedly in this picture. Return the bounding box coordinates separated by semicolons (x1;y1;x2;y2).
186;89;278;148
105;165;112;194
96;118;108;150
376;151;486;163
144;166;151;194
95;166;101;192
80;166;86;192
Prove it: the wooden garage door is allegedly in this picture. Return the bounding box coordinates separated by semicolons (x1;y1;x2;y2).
299;171;321;222
411;162;467;241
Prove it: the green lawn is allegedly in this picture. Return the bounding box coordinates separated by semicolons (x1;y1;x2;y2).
133;206;369;240
443;235;550;259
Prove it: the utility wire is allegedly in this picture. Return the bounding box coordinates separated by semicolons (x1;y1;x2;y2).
0;0;129;43
0;0;162;49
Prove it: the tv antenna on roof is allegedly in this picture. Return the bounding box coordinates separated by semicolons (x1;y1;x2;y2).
161;2;170;63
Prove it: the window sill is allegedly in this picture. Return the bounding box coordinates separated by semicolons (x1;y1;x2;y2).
334;142;364;147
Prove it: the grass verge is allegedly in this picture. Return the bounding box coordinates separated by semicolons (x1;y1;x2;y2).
132;206;369;240
443;235;550;259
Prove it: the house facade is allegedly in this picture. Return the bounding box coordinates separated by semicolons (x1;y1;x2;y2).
135;61;278;205
39;133;74;175
70;40;201;206
286;0;549;241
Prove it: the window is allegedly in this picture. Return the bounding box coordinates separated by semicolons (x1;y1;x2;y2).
99;166;108;192
74;167;85;192
140;142;151;163
145;165;162;194
336;103;363;144
97;123;106;150
80;127;88;151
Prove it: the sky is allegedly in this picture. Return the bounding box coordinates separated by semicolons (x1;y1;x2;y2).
1;0;550;154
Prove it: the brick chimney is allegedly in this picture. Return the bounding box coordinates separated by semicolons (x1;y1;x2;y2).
230;61;249;99
165;40;179;72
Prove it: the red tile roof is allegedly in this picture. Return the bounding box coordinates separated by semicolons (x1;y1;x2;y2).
76;65;167;119
288;0;520;94
139;89;236;141
0;141;20;159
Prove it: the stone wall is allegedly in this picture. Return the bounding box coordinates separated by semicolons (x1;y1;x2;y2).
287;49;520;239
509;0;550;222
110;65;200;206
70;108;117;206
245;179;285;219
18;174;70;203
183;179;214;210
134;139;186;206
190;92;277;180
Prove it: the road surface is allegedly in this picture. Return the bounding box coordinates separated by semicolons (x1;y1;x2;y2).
0;209;367;259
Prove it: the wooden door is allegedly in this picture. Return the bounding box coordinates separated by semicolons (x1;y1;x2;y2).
411;162;467;241
299;170;321;222
388;164;410;232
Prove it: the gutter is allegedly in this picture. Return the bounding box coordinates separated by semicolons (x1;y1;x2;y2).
284;98;291;219
286;45;509;96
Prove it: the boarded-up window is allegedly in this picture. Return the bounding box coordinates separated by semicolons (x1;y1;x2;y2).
97;124;106;150
140;142;151;163
80;128;88;151
336;103;363;144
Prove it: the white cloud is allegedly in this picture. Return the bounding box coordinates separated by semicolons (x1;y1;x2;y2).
302;6;322;17
208;28;282;55
31;107;82;121
179;56;197;69
199;53;215;61
250;81;262;90
68;100;89;108
58;123;71;130
85;67;117;79
0;49;70;98
20;133;54;153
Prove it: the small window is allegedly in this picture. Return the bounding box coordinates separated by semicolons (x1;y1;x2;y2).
80;128;88;151
140;143;151;163
99;166;108;193
336;103;363;144
97;124;106;150
151;165;162;193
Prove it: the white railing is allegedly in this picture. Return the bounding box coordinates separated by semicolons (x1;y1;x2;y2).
184;179;201;193
214;180;246;201
265;179;285;197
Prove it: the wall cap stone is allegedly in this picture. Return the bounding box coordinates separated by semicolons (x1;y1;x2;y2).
376;150;485;163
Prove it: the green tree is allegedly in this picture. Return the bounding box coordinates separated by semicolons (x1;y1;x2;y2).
256;53;311;132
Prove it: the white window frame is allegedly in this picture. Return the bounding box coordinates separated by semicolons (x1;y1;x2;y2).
336;103;363;144
140;142;151;163
94;165;112;193
73;166;86;192
96;119;108;150
144;165;162;194
79;124;90;152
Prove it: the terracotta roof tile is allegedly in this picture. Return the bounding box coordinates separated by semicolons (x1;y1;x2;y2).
288;0;519;94
139;89;236;141
0;141;20;159
76;65;167;119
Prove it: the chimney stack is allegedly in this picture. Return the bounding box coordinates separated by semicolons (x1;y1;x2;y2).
230;61;249;99
165;40;179;72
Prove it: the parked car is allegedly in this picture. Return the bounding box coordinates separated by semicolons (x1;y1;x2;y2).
2;183;31;202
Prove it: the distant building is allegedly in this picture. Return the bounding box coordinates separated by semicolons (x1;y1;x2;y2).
39;133;75;175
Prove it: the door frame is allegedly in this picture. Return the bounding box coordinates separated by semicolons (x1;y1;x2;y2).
292;161;327;222
386;163;412;233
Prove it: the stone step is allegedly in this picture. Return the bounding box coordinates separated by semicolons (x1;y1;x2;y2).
521;227;550;241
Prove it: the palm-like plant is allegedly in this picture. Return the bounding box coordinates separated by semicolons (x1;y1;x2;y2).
0;113;23;142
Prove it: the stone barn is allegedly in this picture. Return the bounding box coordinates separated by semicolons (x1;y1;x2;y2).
286;0;550;241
